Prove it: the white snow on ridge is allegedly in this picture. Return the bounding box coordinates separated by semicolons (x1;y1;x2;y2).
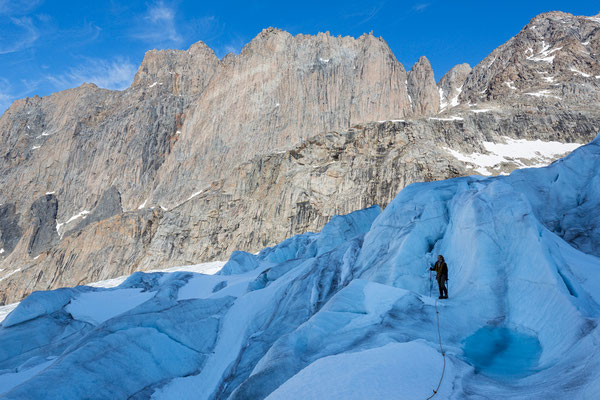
429;116;464;121
505;81;516;90
470;109;490;113
570;68;591;78
450;85;463;107
439;87;447;110
0;248;4;254
527;41;561;63
525;90;561;100
445;137;582;175
186;190;204;201
40;129;56;137
0;268;22;283
148;82;158;88
56;210;91;234
587;16;600;24
138;199;148;210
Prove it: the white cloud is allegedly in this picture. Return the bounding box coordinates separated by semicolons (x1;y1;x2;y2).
0;78;14;114
0;16;39;54
132;1;183;47
214;35;247;59
413;3;430;12
48;58;137;91
0;92;11;114
0;0;43;16
343;2;385;25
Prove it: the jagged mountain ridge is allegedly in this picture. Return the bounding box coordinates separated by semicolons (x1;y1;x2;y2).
1;11;600;303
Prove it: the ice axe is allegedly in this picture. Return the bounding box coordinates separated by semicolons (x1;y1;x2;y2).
429;267;432;297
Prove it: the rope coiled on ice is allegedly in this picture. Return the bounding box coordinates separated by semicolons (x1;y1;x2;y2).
425;298;446;400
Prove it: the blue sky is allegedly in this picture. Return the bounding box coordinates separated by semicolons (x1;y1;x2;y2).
0;0;598;113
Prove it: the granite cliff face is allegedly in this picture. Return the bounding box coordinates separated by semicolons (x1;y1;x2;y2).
1;11;600;303
407;56;440;116
151;29;415;206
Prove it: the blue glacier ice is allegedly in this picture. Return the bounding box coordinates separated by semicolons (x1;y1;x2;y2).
1;136;600;399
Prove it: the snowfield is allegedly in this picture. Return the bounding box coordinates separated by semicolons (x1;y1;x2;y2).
445;137;582;175
1;135;599;399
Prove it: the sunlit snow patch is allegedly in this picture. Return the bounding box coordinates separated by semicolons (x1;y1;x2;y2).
527;41;561;63
525;90;560;100
65;288;155;325
570;68;591;78
88;261;226;288
56;209;91;235
0;269;22;283
445;137;582;175
0;303;18;324
429;116;464;122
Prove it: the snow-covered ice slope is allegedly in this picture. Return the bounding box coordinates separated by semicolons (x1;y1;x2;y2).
1;137;600;399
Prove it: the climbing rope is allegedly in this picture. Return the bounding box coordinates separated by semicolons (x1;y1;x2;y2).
425;298;447;400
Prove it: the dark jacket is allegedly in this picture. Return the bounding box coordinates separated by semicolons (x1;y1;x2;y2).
430;261;448;282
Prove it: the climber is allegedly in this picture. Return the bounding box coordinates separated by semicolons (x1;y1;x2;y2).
430;255;448;299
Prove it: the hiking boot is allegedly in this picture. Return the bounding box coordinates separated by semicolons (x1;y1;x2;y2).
438;296;444;299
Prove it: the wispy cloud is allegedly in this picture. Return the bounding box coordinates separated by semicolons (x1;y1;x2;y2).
48;58;137;91
131;2;223;50
185;15;224;43
0;16;39;54
343;2;386;26
214;35;247;59
131;0;183;47
0;91;12;114
0;0;43;16
0;78;14;114
413;3;431;12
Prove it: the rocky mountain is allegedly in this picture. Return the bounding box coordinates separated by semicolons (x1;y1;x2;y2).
1;11;600;304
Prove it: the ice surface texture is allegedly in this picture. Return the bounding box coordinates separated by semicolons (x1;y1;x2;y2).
1;138;600;399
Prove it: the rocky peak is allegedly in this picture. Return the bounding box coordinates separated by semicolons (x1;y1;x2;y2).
407;56;439;116
438;63;471;111
460;11;600;105
238;27;292;58
131;41;219;96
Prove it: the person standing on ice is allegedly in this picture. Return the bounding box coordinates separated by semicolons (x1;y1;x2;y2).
430;255;448;299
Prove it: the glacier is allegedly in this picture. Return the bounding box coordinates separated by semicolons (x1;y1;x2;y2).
1;135;599;399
